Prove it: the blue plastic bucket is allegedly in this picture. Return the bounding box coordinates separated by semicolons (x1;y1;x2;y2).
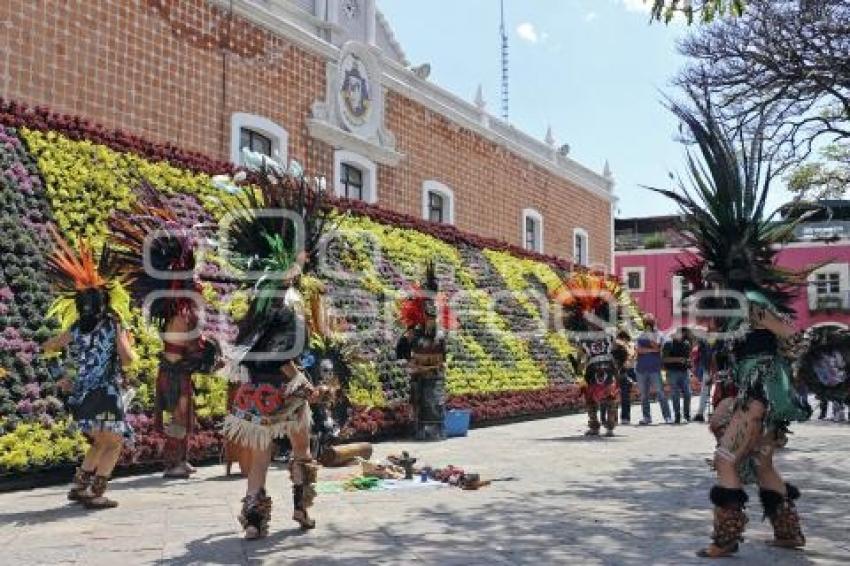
444;409;472;437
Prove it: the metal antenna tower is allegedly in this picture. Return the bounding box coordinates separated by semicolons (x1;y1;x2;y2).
500;0;509;121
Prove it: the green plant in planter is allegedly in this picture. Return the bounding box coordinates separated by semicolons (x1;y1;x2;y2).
643;233;667;249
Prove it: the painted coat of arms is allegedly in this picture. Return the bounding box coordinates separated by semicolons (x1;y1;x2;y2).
340;53;371;126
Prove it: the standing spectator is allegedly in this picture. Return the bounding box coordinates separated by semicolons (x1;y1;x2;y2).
613;329;637;425
663;328;692;423
635;314;671;425
692;335;712;422
831;402;847;422
818;397;828;420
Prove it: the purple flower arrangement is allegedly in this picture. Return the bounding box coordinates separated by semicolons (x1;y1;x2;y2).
0;124;59;425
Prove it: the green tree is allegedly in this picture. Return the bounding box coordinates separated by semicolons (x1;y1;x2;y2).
649;0;746;24
787;143;850;200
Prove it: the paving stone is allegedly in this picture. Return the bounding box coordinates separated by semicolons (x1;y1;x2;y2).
1;403;848;565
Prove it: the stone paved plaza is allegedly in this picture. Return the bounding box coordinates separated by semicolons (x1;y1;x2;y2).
2;404;849;565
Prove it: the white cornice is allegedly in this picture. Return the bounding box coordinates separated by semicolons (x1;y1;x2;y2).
380;59;614;202
615;246;697;256
209;0;339;58
615;240;850;256
208;0;614;202
307;118;404;166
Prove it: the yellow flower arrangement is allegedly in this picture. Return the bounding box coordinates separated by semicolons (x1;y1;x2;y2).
346;361;386;408
0;420;88;473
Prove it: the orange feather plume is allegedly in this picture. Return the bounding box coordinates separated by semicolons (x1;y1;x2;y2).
550;272;612;314
46;225;108;291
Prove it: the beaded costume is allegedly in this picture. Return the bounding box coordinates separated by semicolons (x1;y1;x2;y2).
219;153;333;539
552;273;621;436
396;263;452;441
648;103;817;557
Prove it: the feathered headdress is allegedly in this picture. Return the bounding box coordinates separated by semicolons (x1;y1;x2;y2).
45;225;132;330
108;182;198;330
224;155;335;366
398;262;456;330
645;103;815;315
550;272;614;330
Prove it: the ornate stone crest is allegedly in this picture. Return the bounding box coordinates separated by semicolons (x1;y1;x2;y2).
334;42;383;139
339;51;372;130
309;41;402;166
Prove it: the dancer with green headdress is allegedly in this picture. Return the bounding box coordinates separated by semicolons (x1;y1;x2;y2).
221;155;333;540
648;103;818;558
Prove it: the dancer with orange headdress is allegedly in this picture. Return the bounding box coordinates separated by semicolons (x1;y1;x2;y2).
41;227;136;508
552;273;621;437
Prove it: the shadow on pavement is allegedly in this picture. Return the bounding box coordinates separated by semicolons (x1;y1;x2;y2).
161;447;840;565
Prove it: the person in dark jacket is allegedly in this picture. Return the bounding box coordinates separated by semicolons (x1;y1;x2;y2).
663;328;693;423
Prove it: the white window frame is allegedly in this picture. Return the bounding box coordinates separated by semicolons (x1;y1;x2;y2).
671;275;696;317
521;208;544;253
807;263;850;310
573;228;589;266
623;267;645;293
421;180;455;225
333;150;378;203
230;112;288;166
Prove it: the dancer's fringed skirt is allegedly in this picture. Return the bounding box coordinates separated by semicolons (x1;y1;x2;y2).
223;373;313;451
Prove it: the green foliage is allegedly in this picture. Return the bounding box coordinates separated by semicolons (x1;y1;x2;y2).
650;0;746;24
193;373;228;419
646;103;811;313
787;143;850;200
643;233;667;249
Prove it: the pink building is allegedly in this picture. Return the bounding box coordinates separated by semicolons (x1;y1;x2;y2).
614;201;850;334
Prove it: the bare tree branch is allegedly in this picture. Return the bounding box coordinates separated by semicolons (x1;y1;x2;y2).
675;0;850;196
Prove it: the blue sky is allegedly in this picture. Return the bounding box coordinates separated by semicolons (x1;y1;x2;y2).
377;0;791;218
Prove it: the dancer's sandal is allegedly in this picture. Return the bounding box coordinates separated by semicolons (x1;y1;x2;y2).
67;467;95;502
697;487;748;559
292;509;316;530
163;465;191;479
82;476;119;509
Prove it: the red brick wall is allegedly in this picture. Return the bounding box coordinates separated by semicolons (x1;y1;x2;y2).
0;0;611;266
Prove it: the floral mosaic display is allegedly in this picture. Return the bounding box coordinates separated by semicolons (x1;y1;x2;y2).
0;98;638;477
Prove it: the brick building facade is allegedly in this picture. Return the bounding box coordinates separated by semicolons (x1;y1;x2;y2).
0;0;615;268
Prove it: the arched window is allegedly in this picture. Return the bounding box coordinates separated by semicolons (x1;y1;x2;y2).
230;113;288;165
421;180;455;225
334;150;377;203
521;208;544;253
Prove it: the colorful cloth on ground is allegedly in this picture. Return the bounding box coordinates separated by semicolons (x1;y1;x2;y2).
66;317;132;439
